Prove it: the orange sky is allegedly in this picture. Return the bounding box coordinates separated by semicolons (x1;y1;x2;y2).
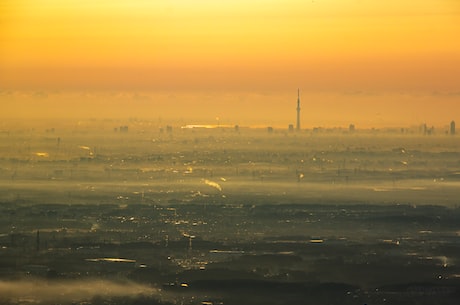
1;0;460;127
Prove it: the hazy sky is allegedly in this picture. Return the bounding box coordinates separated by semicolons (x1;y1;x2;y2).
1;1;459;127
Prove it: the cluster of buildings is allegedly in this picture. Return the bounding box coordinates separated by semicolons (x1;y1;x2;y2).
290;90;456;136
104;90;456;136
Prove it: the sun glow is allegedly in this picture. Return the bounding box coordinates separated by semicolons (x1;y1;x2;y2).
1;1;459;125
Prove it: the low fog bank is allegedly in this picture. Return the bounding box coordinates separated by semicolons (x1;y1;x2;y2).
1;178;459;207
1;123;460;207
0;278;157;304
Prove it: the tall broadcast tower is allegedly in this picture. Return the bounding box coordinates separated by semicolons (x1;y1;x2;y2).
296;89;301;131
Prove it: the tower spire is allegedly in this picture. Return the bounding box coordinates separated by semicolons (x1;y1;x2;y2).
296;89;301;131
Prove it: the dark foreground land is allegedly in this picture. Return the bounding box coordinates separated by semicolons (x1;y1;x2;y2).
0;201;459;305
1;123;460;304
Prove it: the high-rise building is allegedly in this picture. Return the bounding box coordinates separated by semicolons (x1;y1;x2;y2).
296;89;301;131
450;120;456;135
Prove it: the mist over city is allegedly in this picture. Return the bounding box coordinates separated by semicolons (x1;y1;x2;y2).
2;1;460;304
0;118;459;304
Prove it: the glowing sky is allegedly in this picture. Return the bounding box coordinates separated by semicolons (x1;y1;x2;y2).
1;0;459;127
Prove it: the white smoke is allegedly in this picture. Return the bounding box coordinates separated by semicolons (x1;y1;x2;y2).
203;179;222;191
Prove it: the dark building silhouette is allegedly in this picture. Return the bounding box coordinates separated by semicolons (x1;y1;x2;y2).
421;123;427;135
116;126;129;133
288;124;294;132
450;120;455;135
296;89;301;131
349;124;355;133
